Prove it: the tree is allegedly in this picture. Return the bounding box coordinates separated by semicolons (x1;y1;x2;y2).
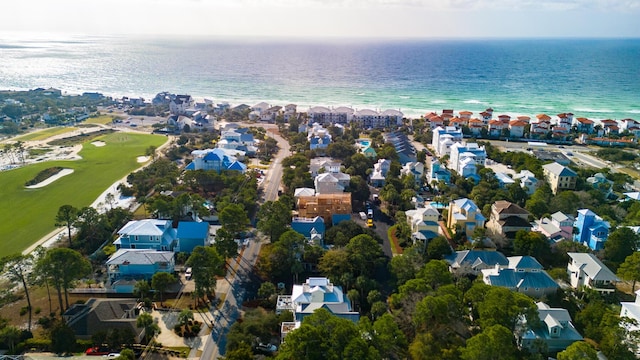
1;254;34;331
426;236;453;260
257;200;291;242
137;312;160;343
618;252;640;292
557;341;598;360
55;204;78;246
222;342;254;360
51;322;77;355
460;324;517;360
186;246;225;304
178;309;194;326
417;260;453;290
38;247;91;312
151;272;175;303
345;234;385;278
219;203;250;237
473;286;537;332
604;227;640;267
134;280;151;302
513;230;552;266
0;326;21;354
118;348;136;360
258;282;277;301
213;227;239;260
371;313;407;359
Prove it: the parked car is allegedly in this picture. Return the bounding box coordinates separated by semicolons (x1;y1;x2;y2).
359;212;367;220
185;267;193;280
367;219;374;228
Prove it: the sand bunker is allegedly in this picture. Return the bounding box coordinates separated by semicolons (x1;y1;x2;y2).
26;168;74;189
137;156;150;163
91;141;106;147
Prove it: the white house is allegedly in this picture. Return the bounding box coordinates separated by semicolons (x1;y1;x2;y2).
432;126;463;156
310;157;342;179
400;162;425;186
567;252;619;293
405;205;440;241
449;142;487;177
513;170;539;195
314;172;351;194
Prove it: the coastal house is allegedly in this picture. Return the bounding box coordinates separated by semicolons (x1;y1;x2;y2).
384;131;416;164
574;117;595;133
468;118;484;136
567;252;618;293
427;158;451;185
485;201;531;239
508;120;527;138
446;198;486;239
494;172;516;188
533;211;574;242
308;123;332;151
106;249;175;285
512;170;539;195
113;219;177;251
586;173;614;197
370;159;391;187
481;256;560;298
517;302;583;353
400;162;425;186
309;157;342;179
187;149;247;173
277;277;359;340
427;114;444;129
448;142;487;177
432;126;463;156
260;105;282;123
488;119;506;137
573;209;610;251
620;290;640;354
542;162;577;194
63;298;144;343
294;187;316;198
284;104;297;121
314;172;351;194
291;216;325;246
600;119;619;135
175;221;209;253
405;205;441;242
296;193;352;225
620;118;640;137
445;250;508;276
449;117;466;129
169;94;194;115
458;110;473;120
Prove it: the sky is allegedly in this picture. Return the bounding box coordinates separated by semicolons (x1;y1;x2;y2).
1;0;639;39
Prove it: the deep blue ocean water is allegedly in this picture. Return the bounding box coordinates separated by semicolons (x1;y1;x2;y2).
0;34;638;119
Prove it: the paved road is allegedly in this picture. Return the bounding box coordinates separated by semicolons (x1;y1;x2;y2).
200;128;290;360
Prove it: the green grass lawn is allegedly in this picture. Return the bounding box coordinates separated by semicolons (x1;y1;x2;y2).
0;132;167;255
12;127;78;141
84;115;117;125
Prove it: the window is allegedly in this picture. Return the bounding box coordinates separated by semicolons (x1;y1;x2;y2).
135;236;139;241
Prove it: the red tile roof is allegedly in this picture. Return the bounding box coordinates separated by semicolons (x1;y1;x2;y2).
576;117;594;124
536;114;551;121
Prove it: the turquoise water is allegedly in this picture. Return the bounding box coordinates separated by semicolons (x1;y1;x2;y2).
0;35;638;120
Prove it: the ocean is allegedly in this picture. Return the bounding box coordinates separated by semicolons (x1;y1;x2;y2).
1;33;639;120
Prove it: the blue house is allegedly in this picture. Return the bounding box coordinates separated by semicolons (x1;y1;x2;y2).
114;219;177;251
427;159;451;185
482;256;560;298
291;216;325;246
176;221;210;253
106;249;175;285
187;148;247;173
573;209;610;251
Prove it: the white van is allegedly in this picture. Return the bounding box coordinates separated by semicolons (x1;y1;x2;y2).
359;212;367;220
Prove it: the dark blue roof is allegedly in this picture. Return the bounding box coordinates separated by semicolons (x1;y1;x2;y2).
204;152;222;161
177;222;209;239
240;134;254;142
185;162;195;170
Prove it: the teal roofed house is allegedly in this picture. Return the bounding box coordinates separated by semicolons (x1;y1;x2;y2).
176;221;209;253
481;256;559;298
518;302;583;354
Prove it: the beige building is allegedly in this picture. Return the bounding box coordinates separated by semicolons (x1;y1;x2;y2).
447;198;486;238
296;193;352;225
542;162;577;194
486;201;531;238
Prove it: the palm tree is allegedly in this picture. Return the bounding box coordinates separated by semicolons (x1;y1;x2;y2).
136;312;159;343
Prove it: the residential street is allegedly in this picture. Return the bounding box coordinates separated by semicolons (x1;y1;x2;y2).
200;128;290;359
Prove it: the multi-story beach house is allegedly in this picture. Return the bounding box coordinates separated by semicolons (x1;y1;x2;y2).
542;162;577;194
567;252;618;293
307;123;332;151
309;157;341;179
533;211;574;242
353;109;403;128
187;148;247;173
432;126;463;156
485;200;531;238
114;219;177;251
508;120;527;138
512;170;539;195
314;172;351;194
481;256;560;298
447;198;486;238
427;158;451;185
448;142;486;177
370;159;391;187
291;216;325;246
384;131;416;164
106;249;175;285
445;250;509;276
426;113;444;129
405;205;441;242
400;162;425;186
169;94;194;115
573;209;610;250
277;277;359;340
517;302;583;354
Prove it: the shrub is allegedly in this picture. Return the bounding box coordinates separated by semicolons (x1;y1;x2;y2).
34;307;41;315
20;306;29;316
